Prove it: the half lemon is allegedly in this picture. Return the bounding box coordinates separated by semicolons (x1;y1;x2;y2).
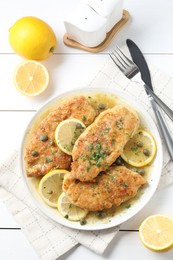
139;214;173;251
14;60;49;96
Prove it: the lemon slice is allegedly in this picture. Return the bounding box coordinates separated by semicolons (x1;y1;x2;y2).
139;214;173;251
38;169;69;207
57;192;88;221
121;129;156;167
55;118;86;155
13;60;49;96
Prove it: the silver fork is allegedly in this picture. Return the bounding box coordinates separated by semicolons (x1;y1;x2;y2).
110;47;173;121
109;47;173;161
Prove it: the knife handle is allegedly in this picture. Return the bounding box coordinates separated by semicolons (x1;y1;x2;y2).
144;84;173;121
150;98;173;161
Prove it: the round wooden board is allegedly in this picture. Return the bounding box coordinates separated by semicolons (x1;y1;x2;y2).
63;10;130;53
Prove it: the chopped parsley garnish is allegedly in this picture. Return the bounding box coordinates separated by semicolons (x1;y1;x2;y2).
95;142;102;150
121;182;129;187
45;157;53;163
131;146;138;151
88;143;93;150
116;117;124;130
117;122;123;130
125;204;131;209
52;149;58;154
82;115;86;121
110;175;116;183
86;166;91;172
54;117;60;121
80;155;86;161
73;129;78;138
111;138;116;145
86;142;109;170
100;128;111;136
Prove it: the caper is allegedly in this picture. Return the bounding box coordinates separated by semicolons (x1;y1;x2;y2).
80;218;87;225
136;168;145;175
136;141;144;147
76;123;83;129
143;149;150;157
114;156;125;166
96;211;106;218
40;134;48;142
31;150;39;156
98;103;106;110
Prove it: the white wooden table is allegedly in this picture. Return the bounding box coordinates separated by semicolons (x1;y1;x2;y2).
0;0;173;259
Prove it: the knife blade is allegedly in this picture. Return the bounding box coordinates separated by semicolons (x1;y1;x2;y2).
126;39;173;161
126;39;153;89
126;39;173;121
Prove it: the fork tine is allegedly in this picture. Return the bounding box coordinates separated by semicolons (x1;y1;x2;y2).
109;53;126;73
109;46;139;79
111;49;127;69
113;47;130;68
115;46;135;65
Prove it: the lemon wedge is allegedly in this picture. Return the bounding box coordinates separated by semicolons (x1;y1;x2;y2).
57;192;88;221
139;214;173;251
121;129;156;167
14;60;49;96
55;118;86;155
38;169;69;207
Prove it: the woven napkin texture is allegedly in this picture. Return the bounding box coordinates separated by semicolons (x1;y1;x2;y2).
0;58;173;260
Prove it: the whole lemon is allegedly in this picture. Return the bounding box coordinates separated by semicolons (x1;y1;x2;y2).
9;16;57;60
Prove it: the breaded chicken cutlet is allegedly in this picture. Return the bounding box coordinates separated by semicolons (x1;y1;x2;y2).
71;105;139;182
25;96;97;177
63;166;146;211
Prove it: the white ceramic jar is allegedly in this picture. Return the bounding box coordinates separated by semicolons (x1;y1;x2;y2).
82;0;123;32
64;4;107;47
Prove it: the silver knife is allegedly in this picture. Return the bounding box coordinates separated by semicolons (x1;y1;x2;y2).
126;39;173;161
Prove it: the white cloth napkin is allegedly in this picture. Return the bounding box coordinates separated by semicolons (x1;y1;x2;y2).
0;58;173;260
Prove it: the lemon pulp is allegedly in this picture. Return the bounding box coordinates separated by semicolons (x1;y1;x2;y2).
55;118;86;155
38;169;69;207
121;129;156;167
14;60;49;96
57;192;88;221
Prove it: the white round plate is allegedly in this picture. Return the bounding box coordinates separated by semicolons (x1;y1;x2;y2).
20;87;163;230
